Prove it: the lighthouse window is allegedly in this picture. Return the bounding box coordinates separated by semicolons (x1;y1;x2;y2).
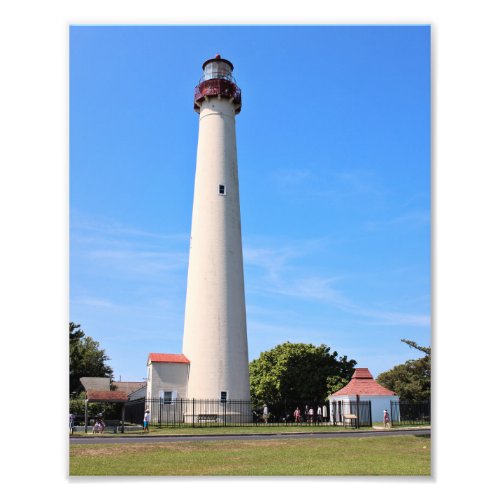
219;184;226;195
203;61;233;82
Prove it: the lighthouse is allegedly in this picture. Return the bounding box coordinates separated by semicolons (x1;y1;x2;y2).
182;55;251;402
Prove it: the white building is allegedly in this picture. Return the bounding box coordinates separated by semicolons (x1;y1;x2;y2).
145;353;190;424
328;368;400;424
146;353;190;401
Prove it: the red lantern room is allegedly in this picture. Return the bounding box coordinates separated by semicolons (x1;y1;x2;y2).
194;54;242;114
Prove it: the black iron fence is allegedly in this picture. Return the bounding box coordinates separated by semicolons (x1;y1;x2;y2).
72;397;430;429
123;398;375;428
330;400;372;428
390;401;430;426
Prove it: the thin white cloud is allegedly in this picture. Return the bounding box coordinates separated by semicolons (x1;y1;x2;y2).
364;209;430;231
72;211;188;242
272;168;313;186
244;238;429;328
390;210;430;225
71;212;189;281
87;249;187;274
270;166;386;199
72;296;119;309
269;276;429;327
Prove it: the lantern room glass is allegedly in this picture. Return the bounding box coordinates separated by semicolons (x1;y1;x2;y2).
202;61;234;82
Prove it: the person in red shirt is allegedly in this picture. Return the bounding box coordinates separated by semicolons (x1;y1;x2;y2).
293;407;301;423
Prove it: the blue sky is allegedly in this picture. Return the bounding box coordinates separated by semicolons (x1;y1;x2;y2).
70;25;430;382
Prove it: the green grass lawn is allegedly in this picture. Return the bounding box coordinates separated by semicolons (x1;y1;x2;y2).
70;434;431;476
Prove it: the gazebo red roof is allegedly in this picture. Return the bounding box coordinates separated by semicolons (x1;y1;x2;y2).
147;353;190;364
331;368;396;397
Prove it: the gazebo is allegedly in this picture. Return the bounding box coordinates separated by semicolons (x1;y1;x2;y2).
79;377;131;432
84;389;129;433
328;368;399;425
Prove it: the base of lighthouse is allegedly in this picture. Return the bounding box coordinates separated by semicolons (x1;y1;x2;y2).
182;401;253;425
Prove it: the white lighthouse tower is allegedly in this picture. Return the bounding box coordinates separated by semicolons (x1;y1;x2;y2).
182;55;250;402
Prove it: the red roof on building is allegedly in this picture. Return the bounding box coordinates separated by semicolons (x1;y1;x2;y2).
113;381;146;395
148;353;190;364
331;368;396;397
86;390;129;402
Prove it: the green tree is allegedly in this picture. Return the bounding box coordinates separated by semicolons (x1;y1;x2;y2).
401;338;431;356
376;339;431;402
69;322;114;394
249;342;356;406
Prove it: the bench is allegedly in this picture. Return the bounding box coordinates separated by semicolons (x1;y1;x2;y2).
197;414;218;423
343;414;358;427
104;420;123;426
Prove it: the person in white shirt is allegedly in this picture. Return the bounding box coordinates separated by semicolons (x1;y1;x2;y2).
143;409;151;432
316;406;322;425
263;405;269;424
383;409;390;428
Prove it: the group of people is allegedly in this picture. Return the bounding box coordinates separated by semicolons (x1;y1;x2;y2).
68;412;107;434
68;409;151;434
260;404;330;424
92;414;106;434
292;405;329;424
260;405;392;427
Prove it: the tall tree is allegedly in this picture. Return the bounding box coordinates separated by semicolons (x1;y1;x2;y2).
401;338;431;356
249;342;356;406
69;322;113;394
376;339;431;402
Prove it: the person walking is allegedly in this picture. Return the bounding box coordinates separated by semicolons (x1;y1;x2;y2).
293;407;301;423
263;404;269;424
316;405;322;425
308;406;314;424
69;412;75;435
143;409;151;432
383;409;391;428
322;404;328;423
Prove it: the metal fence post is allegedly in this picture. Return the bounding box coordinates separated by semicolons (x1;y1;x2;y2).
356;396;360;429
84;399;88;433
159;398;162;428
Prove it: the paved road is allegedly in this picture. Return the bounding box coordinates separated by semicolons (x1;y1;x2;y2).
70;429;430;445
